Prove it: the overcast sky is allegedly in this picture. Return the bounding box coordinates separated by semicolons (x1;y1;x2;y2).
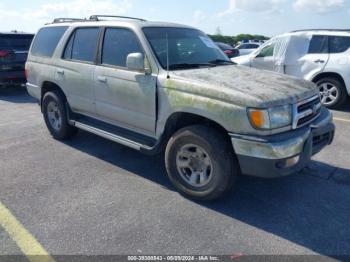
0;0;349;37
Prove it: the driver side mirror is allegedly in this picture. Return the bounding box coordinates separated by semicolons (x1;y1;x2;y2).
126;53;146;72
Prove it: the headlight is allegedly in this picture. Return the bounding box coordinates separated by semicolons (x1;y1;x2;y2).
248;105;292;130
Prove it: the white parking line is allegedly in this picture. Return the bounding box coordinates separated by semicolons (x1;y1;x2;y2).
334;117;350;123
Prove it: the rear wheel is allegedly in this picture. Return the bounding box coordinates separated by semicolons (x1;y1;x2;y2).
165;125;239;201
42;91;77;140
316;77;348;109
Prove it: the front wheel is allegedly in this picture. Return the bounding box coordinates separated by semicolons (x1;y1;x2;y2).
165;125;239;201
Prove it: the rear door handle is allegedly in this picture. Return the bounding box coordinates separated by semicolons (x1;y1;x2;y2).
314;59;325;63
97;76;107;83
57;69;65;75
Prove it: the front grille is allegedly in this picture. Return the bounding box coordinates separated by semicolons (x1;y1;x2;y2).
292;95;322;129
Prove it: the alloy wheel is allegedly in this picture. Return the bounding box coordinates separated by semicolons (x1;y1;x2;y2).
319;82;339;106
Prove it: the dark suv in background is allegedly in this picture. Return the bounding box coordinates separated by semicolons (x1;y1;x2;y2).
215;42;239;58
0;31;34;88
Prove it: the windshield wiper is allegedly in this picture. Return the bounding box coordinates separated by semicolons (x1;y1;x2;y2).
209;59;236;65
168;63;216;70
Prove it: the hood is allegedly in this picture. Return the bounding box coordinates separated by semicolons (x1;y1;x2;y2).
169;65;318;108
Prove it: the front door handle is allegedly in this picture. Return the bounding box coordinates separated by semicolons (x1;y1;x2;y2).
97;76;107;83
314;59;325;64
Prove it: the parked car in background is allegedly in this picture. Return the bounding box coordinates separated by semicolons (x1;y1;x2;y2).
26;16;334;200
235;43;260;56
0;31;34;88
215;42;239;58
233;29;350;108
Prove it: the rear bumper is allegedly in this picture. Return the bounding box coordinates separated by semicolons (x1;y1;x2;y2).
231;107;335;178
0;70;26;87
26;83;41;101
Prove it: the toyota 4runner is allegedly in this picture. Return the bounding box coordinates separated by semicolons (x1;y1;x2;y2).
26;16;335;200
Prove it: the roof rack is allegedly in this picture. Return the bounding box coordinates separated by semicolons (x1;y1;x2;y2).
49;15;147;25
89;15;147;22
52;18;88;24
292;29;350;33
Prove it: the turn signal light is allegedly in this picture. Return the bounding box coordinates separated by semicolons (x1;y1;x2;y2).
248;110;268;129
277;155;300;169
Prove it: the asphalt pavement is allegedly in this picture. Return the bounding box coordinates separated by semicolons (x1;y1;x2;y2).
0;88;349;260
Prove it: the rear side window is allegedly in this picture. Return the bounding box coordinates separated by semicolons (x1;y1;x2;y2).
0;35;33;51
308;35;328;54
63;28;100;63
31;27;68;57
329;36;350;53
101;28;143;67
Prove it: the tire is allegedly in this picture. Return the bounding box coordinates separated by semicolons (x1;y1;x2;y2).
42;91;78;140
316;77;348;109
165;125;239;201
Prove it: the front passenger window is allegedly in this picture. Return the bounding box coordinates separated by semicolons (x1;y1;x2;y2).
102;28;143;68
256;43;275;58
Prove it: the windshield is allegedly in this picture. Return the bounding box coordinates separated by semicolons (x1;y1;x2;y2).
143;27;232;70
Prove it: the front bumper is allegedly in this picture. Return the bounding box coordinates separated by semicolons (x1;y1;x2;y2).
231;107;335;178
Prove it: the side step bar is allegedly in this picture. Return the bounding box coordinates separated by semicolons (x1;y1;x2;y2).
71;120;153;151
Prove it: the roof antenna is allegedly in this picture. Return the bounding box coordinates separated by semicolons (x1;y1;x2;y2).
166;32;170;79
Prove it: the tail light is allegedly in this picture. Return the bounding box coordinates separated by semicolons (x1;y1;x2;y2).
224;50;233;55
25;66;29;80
0;50;11;57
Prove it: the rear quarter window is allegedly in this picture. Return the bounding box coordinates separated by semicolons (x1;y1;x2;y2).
31;26;68;57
